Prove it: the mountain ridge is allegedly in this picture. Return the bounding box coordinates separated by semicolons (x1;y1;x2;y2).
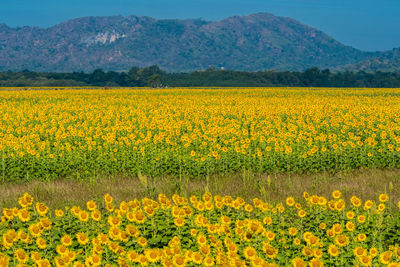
0;12;398;72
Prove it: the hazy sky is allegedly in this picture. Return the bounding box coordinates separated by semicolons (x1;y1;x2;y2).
0;0;399;51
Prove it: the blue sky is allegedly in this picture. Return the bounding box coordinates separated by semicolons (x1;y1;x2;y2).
0;0;399;52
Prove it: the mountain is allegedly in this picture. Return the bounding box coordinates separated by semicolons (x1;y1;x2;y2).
0;13;398;72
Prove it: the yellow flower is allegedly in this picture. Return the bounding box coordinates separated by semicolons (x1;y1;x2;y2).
145;249;160;263
243;246;257;259
174;217;185;227
286;197;295;206
360;255;372;266
35;202;48;216
61;235;72;247
379;194;389;202
356;233;367;242
289;227;298;236
78;210;89;222
55;209;64;217
91;210;101;221
346;221;355;232
86;200;97;211
172;254;186;267
309;257;323;267
36;237;47;250
369;247;378;258
203;256;215;266
76;232;90;245
332;190;341;199
104;194;113;204
379;251;392;265
18;209;30;222
14;249;28;263
298;209;306;218
292;257;306;267
357;215;366;224
354;247;367;258
378;203;386;212
328;245;339;257
334;235;349;247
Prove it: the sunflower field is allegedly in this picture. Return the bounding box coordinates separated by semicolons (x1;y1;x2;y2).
1;88;400;182
1;191;400;266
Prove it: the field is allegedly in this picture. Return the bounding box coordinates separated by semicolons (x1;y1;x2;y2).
1;88;400;182
1;87;400;266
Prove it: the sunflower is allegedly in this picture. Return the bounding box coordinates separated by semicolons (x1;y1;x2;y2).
309;258;323;267
78;210;89;222
354;247;367;258
192;252;203;264
137;237;148;247
286;197;295;206
244;204;254;212
298;210;306;218
14;248;28;263
35;202;49;216
107;216;121;227
334;235;349;247
18;230;30;244
346;221;355;232
302;246;314;257
263;244;278;259
172;255;186;267
104;193;113;204
203;256;215;266
174;217;185;227
127;250;139;262
334;199;346;211
379;251;392;265
369;247;378;258
357;215;366;224
56;245;69;256
134;210;146;224
292;257;306;267
29;224;42;238
360;255;372;266
76;232;90;245
18;209;30;222
61;235;73;247
263;216;272;225
328;245;339;257
36;237;47;249
332;224;343;234
356;233;367;242
346;211;355;220
145;249;160;263
37;259;51;267
378;203;386;212
289;227;298;236
91;210;101;221
350;196;362;207
55;209;65;217
379;193;389;202
364;200;374;210
86;200;97;211
243;246;257;259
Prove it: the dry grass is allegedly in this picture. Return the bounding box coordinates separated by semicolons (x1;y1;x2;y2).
1;168;400;209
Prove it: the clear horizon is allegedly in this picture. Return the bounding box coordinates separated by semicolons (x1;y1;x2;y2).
0;0;399;52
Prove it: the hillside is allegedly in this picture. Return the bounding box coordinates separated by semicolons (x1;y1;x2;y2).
0;13;398;72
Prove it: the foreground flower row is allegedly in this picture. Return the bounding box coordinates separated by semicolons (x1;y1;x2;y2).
1;191;400;266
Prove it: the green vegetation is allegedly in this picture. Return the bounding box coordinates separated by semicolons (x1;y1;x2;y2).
2;67;400;87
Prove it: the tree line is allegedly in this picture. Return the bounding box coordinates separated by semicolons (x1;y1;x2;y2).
1;66;400;87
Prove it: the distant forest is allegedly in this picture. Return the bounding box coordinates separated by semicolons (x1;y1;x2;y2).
1;66;400;87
